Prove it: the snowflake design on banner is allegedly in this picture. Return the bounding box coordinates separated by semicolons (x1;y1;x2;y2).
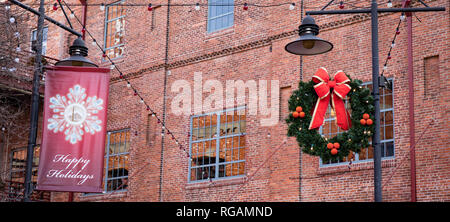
47;85;104;144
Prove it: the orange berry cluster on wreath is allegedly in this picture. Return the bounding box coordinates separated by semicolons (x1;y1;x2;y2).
327;142;340;155
292;106;305;118
360;113;373;125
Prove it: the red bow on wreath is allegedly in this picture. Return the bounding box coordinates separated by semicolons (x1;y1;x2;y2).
309;67;352;130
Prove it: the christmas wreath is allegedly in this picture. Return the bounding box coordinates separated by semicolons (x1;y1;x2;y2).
286;67;375;162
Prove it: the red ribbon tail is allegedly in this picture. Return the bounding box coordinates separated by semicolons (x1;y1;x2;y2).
333;94;350;130
309;95;330;130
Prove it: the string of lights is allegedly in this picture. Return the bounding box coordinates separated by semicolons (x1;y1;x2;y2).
1;4;23;74
381;9;404;76
13;0;399;9
59;0;195;160
24;2;308;9
4;0;408;161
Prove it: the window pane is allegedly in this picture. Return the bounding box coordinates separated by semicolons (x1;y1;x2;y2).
190;107;245;181
385;94;393;109
104;129;130;192
208;0;234;32
104;1;125;58
385;141;394;157
385;125;393;140
385;111;393;125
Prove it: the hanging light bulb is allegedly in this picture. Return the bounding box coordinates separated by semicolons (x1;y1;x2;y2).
16;46;21;52
9;17;15;23
387;0;392;8
14;32;20;38
70;12;75;18
5;5;10;11
148;3;153;11
339;1;344;9
14;58;19;63
126;82;131;88
243;3;248;11
53;3;58;11
100;3;105;11
391;41;395;48
195;3;200;11
289;3;295;11
400;13;406;21
92;40;97;46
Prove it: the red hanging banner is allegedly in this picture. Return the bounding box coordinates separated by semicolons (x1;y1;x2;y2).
37;66;110;193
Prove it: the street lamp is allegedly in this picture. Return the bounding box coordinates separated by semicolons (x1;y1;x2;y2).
55;37;98;67
285;15;333;56
54;37;97;202
8;0;86;202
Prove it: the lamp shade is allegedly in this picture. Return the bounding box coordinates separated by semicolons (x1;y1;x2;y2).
55;37;98;67
285;16;333;56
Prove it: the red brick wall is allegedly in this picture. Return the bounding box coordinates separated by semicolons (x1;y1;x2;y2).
10;0;448;202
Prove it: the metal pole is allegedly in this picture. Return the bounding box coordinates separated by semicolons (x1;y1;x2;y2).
406;9;417;203
23;0;45;202
305;0;444;203
306;7;445;15
370;0;382;202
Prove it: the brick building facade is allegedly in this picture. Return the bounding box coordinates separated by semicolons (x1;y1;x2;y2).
0;0;448;202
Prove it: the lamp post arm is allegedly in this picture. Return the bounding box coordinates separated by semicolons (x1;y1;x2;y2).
306;6;445;15
8;0;82;37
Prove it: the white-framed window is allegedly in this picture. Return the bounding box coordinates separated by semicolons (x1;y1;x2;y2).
104;0;125;59
31;26;48;55
207;0;234;33
320;81;394;166
189;106;246;182
104;129;130;192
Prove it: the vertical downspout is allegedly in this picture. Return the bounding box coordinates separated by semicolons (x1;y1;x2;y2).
403;0;416;202
159;1;171;202
298;0;304;203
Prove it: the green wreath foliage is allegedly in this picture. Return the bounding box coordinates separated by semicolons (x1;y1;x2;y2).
286;76;375;162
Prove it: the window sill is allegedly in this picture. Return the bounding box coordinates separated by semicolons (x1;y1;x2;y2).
317;158;396;175
78;190;128;201
186;176;245;190
100;55;124;66
205;26;234;40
